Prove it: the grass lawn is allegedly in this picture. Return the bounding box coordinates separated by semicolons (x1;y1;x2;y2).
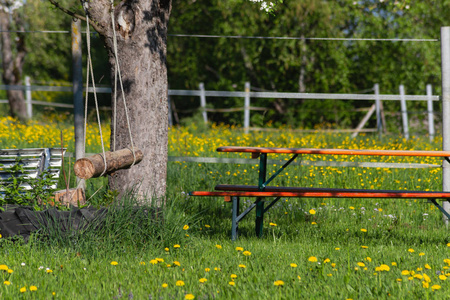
0;116;449;299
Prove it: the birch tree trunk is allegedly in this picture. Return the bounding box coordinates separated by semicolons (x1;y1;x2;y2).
84;0;171;205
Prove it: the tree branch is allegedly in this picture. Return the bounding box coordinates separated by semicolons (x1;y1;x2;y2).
47;0;106;35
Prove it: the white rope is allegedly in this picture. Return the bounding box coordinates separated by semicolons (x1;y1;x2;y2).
84;9;108;177
110;1;137;166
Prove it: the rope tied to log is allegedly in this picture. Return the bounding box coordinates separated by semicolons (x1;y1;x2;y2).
110;0;137;166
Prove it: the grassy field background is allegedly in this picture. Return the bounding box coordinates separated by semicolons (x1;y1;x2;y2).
0;115;449;299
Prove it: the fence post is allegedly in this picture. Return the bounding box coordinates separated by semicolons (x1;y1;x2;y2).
440;26;450;226
25;76;32;119
72;18;85;189
244;82;250;134
427;84;435;141
199;83;208;124
399;85;409;139
374;83;382;138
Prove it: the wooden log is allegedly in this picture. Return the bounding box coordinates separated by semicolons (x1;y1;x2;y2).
52;188;86;207
74;148;143;179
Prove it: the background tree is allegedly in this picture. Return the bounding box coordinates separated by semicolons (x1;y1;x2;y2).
0;0;27;120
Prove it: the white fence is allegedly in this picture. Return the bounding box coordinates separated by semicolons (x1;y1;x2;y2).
0;80;439;139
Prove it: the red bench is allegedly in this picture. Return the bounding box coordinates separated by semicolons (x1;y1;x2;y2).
189;146;450;240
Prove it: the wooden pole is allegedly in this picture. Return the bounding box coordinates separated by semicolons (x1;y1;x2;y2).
74;148;143;179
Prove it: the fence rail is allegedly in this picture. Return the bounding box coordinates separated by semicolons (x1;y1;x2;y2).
0;81;439;139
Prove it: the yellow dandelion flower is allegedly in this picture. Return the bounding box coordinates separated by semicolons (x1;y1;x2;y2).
309;209;316;215
110;261;118;266
0;265;8;271
423;273;431;283
205;225;211;228
392;262;397;266
173;261;181;266
335;248;340;251
139;261;146;265
308;256;318;262
425;264;431;270
349;206;355;210
150;260;158;265
7;269;13;274
269;222;277;227
414;274;423;280
46;269;53;273
357;262;365;267
174;244;181;248
401;270;410;276
396;278;402;282
360;228;367;232
183;225;189;230
228;281;235;286
408;248;415;253
199;278;207;283
243;251;251;256
164;247;169;252
20;287;26;293
331;263;336;268
274;280;284;286
230;274;237;279
422;281;429;288
439;275;447;281
3;281;10;285
366;257;372;262
205;268;210;272
215;245;222;249
176;280;185;286
432;284;441;290
290;263;298;268
162;283;168;288
327;273;332;277
235;247;244;251
324;258;331;263
419;252;425;256
185;294;195;300
361;246;368;249
239;264;246;268
311;222;317;225
417;267;423;271
30;286;37;292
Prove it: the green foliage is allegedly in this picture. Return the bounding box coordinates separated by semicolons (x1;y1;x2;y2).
0;160;56;209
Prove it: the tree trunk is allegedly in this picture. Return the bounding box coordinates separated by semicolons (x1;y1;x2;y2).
84;0;171;205
0;10;28;121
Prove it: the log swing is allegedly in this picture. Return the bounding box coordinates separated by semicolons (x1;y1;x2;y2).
74;4;143;180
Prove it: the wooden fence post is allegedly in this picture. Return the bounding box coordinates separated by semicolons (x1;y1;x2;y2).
374;83;382;138
199;82;208;124
427;84;435;141
399;85;409;139
244;82;250;134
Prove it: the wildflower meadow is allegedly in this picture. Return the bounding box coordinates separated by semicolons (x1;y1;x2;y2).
0;115;449;299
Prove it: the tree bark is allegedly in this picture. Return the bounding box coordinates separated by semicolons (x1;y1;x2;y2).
0;10;28;121
83;0;171;205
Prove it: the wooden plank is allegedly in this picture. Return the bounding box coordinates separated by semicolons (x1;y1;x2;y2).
189;190;450;199
216;146;450;157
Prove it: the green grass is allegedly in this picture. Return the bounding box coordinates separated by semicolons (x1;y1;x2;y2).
1;118;450;298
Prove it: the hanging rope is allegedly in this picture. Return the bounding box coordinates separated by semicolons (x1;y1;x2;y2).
110;1;137;166
83;5;108;177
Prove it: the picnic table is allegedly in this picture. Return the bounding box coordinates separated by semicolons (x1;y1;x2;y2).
189;146;450;240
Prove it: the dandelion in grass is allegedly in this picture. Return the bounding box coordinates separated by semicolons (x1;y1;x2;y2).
324;258;330;263
365;257;372;262
205;268;211;272
396;278;402;282
331;263;336;268
423;273;431;282
408;248;415;253
176;280;185;286
425;264;431;270
46;269;53;273
20;287;26;293
447;243;450;247
360;228;367;232
401;270;410;276
417;267;423;271
327;273;332;277
185;294;195;300
214;267;221;271
164;247;169;252
335;248;340;251
3;281;10;285
199;278;207;283
174;244;181;249
269;222;277;227
235;247;243;251
205;224;211;228
239;264;246;268
309;209;316;215
183;225;189;230
414;274;423;280
357;262;365;267
361;246;368;249
290;263;297;268
150;260;158;265
308;256;318;262
215;245;222;249
162;283;168;288
392;262;397;266
230;274;237;279
0;265;8;271
273;280;284;286
349;206;355;210
30;286;37;292
439;275;447;281
311;222;317;225
228;281;235;286
419;252;425;256
110;261;118;266
423;281;429;288
173;261;181;266
7;269;13;274
139;262;146;266
243;251;251;256
432;284;441;291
